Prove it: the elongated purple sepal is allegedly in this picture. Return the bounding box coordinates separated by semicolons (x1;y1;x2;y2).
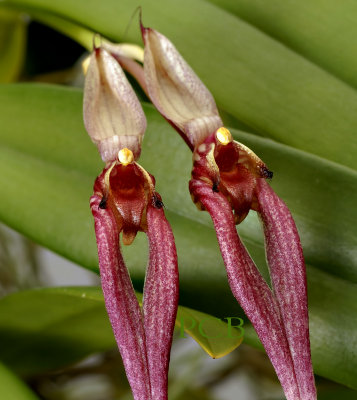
143;204;179;400
256;179;316;400
90;194;151;400
189;179;300;400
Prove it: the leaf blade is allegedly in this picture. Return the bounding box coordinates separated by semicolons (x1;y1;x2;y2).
206;0;357;90
0;362;40;399
0;287;243;375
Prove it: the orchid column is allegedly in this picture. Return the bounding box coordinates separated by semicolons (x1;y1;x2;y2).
83;42;179;400
139;27;316;400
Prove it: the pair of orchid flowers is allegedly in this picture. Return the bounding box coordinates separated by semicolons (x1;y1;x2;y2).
83;23;316;400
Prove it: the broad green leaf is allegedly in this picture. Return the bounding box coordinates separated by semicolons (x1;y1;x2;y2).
0;9;26;82
0;362;39;399
207;0;357;90
2;0;357;169
0;287;242;375
0;287;111;376
0;84;356;388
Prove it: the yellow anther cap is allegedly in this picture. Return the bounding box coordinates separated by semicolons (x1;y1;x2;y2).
118;148;134;166
216;127;232;145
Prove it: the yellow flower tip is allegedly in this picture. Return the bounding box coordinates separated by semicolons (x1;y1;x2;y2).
216;127;232;145
81;56;91;76
118;148;134;166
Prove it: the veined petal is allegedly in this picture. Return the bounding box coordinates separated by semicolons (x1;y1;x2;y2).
189;179;300;400
90;194;151;400
83;47;146;162
143;202;179;400
102;41;148;98
256;179;316;400
142;27;222;149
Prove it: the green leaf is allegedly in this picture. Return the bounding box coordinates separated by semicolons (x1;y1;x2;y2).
0;84;356;389
0;287;111;376
2;0;357;169
0;287;242;375
0;9;26;82
206;0;357;90
0;362;40;399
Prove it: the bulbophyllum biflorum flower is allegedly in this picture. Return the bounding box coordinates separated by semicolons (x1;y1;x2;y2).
135;27;315;400
83;43;179;400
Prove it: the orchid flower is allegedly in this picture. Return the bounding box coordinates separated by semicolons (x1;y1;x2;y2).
142;27;316;400
108;25;316;399
83;42;179;400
